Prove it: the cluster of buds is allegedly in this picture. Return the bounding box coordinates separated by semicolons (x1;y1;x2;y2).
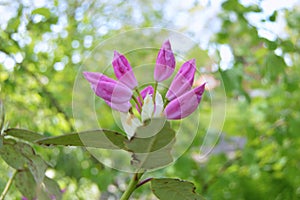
83;40;205;137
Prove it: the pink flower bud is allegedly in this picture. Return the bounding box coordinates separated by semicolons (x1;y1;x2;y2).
154;40;176;82
112;51;138;89
164;83;206;120
136;86;154;112
83;71;132;104
166;59;196;101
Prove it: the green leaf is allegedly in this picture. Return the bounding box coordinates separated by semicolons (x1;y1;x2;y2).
151;178;203;200
126;119;175;169
0;100;5;133
4;128;44;142
15;170;62;200
12;142;48;183
269;11;277;22
15;170;37;200
42;177;62;200
35;130;127;149
126;119;174;153
0;143;27;169
32;7;51;18
6;17;20;33
263;53;286;81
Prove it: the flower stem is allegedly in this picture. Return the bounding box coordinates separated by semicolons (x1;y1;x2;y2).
136;177;153;189
135;88;144;105
0;170;17;200
152;82;158;104
120;172;144;200
163;99;170;108
132;95;142;112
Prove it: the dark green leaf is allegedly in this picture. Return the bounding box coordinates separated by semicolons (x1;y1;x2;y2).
6;17;20;33
4;128;44;142
0;143;26;169
151;178;203;200
15;170;62;200
35;130;127;149
126;119;174;153
13;142;47;183
32;7;51;18
42;177;62;200
269;11;277;22
126;119;175;169
15;170;37;200
131;141;174;169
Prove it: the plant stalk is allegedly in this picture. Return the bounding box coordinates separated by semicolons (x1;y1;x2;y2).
152;82;158;103
120;172;144;200
0;170;17;200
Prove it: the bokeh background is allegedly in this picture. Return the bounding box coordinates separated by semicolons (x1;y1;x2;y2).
1;0;300;199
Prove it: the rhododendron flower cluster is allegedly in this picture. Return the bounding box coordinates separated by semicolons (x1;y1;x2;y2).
83;40;206;139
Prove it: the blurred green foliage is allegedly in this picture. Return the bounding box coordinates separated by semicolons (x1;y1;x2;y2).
1;0;300;199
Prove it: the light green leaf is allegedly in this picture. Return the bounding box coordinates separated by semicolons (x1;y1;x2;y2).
35;130;127;149
151;178;203;200
263;53;286;81
6;17;20;33
32;7;51;18
126;118;175;169
0;100;5;133
4;128;44;142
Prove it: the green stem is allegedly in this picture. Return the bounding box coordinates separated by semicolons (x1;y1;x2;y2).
132;95;142;112
136;177;153;189
163;99;170;108
135;88;144;105
152;82;158;104
120;172;144;200
0;170;17;200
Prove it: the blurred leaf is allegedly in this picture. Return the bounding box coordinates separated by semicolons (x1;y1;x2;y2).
32;7;51;18
15;170;62;200
219;68;250;102
269;11;277;22
0;143;26;169
263;53;286;81
42;177;62;200
13;142;47;183
4;128;44;142
151;178;203;200
281;40;295;52
15;170;37;200
36;130;127;149
0;100;4;133
126;119;175;169
6;17;20;33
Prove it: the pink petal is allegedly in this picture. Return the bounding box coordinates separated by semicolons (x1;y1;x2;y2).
154;40;176;82
112;51;138;89
83;71;132;104
166;59;196;101
164;83;206;120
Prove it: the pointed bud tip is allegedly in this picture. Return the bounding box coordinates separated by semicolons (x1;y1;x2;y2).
162;39;171;50
189;58;196;64
82;71;102;83
113;50;121;57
